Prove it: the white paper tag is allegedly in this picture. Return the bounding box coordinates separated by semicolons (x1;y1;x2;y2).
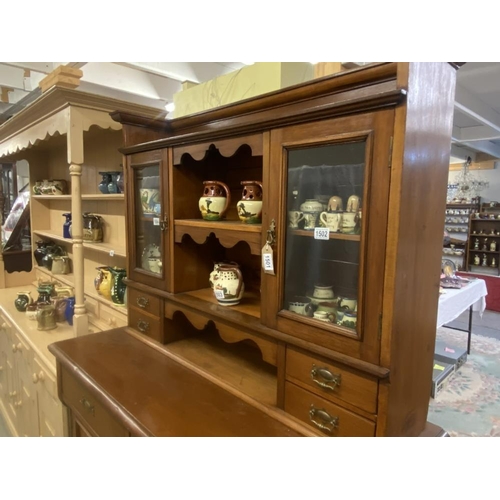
314;227;330;240
153;217;160;226
262;243;275;274
214;289;225;300
109;250;115;257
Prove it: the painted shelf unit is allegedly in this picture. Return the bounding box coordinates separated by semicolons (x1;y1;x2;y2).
0;86;165;336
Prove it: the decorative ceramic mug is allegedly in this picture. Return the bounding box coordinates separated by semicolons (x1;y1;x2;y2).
342;212;357;233
340;311;357;328
337;296;357;312
289;296;313;316
303;213;319;230
313;311;335;323
288;210;304;228
320;211;343;232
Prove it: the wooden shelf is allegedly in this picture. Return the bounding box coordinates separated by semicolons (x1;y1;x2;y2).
289;229;361;241
184;288;261;319
165;334;277;407
32;194;125;201
472;218;500;222
469;249;499;254
174;219;262;255
35;266;127;317
33;229;126;257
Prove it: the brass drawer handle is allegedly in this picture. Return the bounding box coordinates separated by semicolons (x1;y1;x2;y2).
136;296;149;308
309;405;339;434
311;364;341;391
137;320;149;333
80;397;95;416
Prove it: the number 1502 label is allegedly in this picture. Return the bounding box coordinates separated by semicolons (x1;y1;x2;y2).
314;227;330;240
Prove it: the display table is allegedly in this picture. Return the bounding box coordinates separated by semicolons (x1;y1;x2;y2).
437;278;488;353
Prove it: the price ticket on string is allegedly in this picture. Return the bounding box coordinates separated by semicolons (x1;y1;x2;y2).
153;217;160;226
262;242;275;275
314;227;330;240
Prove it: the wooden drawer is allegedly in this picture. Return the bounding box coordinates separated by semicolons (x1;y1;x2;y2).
100;303;128;329
129;307;163;343
128;288;161;318
285;382;375;437
60;366;129;437
286;347;378;414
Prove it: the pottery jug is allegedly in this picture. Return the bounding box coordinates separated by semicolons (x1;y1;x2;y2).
65;297;75;326
116;170;125;193
107;172;121;194
34;241;51;266
52;255;71;275
41;244;65;270
95;267;113;300
51;297;68;323
62;213;72;239
36;304;57;331
236;180;263;224
55;285;74;298
83;213;104;242
98;172;112;194
288;210;304;229
199;180;231;221
15;291;33;312
209;262;244;306
109;267;127;305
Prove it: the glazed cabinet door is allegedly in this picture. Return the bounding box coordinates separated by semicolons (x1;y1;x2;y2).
126;149;169;291
262;110;394;363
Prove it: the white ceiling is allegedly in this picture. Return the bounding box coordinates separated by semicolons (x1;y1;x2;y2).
1;61;499;162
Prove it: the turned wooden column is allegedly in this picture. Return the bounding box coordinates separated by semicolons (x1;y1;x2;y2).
67;108;88;336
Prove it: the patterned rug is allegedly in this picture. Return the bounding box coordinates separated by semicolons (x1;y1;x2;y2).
428;327;500;437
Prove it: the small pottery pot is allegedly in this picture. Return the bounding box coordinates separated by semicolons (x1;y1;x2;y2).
209;262;244;306
313;310;336;323
15;291;33;312
36;304;57;331
340;311;357;329
199;180;231;221
236;180;263;224
312;285;334;300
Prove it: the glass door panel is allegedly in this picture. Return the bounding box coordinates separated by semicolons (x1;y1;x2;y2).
284;141;365;334
134;164;162;275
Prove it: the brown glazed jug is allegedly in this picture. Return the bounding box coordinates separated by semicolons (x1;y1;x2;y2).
198;180;231;221
236;180;263;224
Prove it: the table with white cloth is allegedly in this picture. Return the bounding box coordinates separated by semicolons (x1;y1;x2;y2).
437;278;488;354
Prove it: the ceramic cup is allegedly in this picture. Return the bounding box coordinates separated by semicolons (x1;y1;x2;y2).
289;296;313;316
288;210;304;228
337;296;357;312
303;213;318;230
320;211;343;232
340;311;357;328
342;212;357;233
313;311;335;323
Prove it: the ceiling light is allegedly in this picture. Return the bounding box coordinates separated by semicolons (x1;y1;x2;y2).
242;62;255;66
165;102;175;113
